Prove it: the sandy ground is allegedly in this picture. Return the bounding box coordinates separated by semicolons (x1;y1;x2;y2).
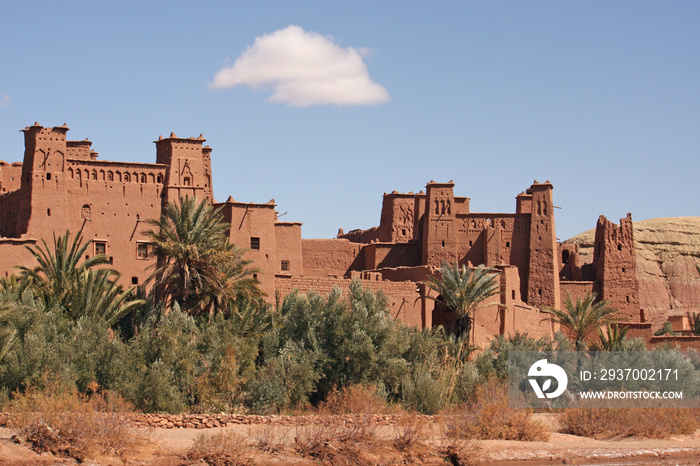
2;414;700;465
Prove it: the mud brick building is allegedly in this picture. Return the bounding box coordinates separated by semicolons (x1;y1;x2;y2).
0;123;652;346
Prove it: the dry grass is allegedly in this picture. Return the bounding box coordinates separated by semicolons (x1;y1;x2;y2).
318;383;389;415
444;379;549;441
7;386;141;462
249;423;288;453
559;408;699;439
438;437;481;466
293;414;380;465
185;431;251;465
393;413;429;451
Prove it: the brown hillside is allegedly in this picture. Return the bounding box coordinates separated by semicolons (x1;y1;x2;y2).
566;217;700;327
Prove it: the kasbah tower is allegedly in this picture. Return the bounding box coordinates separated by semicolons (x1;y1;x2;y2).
0;122;682;348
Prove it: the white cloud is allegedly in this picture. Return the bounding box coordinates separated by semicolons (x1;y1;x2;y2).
210;25;391;107
0;95;10;107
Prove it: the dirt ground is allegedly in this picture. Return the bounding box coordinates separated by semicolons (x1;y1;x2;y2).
2;413;700;465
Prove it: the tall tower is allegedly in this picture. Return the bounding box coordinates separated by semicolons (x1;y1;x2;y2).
422;181;457;267
593;214;640;321
526;181;560;310
20;123;69;188
155;133;213;205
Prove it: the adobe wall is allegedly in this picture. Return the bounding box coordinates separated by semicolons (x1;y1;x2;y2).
219;200;278;298
363;242;421;270
274;222;303;276
274;275;424;327
0;240;37;279
559;281;597;301
594;214;640;321
301;238;364;277
646;336;700;351
0;162;22;194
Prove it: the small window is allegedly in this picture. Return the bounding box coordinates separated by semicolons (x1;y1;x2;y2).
183;176;191;186
253;273;258;280
511;290;516;300
47;208;51;216
250;237;260;250
618;244;622;251
46;173;52;180
94;242;106;255
131;276;139;285
137;243;149;259
281;260;289;272
505;241;510;248
469;241;473;247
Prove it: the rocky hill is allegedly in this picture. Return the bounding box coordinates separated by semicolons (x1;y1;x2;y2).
565;217;700;327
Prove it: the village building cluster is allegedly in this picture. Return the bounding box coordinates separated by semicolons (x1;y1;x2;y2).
0;123;688;347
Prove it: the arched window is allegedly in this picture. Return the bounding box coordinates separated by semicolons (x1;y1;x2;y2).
156;174;163;184
107;171;113;181
116;171;122;182
91;170;97;180
81;204;91;220
148;173;155;183
124;172;130;182
68;168;74;179
140;173;146;183
99;170;105;180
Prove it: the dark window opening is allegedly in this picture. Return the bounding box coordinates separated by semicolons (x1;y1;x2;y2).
562;250;570;263
109;256;113;265
85;255;89;260
626;296;630;303
402;229;406;236
622;267;626;273
137;243;149;259
183;176;191;186
250;237;260;250
505;241;510;248
469;240;473;247
538;289;542;296
618;244;622;251
47;208;50;216
94;242;106;255
131;276;139;285
281;260;289;272
441;240;445;247
253;273;258;280
512;290;516;300
46;173;51;180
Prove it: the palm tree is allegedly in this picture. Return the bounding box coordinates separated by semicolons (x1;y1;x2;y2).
424;261;500;345
589;323;629;351
543;292;618;350
687;311;700;336
145;197;261;316
17;230;110;310
16;229;142;325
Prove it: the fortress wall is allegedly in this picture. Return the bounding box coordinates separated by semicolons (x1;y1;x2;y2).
275;275;424;327
275;222;303;276
301;238;364;277
0;162;22;194
364;242;421;270
559;281;597;302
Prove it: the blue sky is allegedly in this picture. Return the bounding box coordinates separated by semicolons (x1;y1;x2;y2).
1;1;698;240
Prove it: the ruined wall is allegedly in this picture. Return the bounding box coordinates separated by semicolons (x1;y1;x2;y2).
275;275;424;327
594;214;640;322
302;238;364;277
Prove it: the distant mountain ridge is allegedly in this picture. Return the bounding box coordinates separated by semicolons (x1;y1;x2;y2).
565;217;700;327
